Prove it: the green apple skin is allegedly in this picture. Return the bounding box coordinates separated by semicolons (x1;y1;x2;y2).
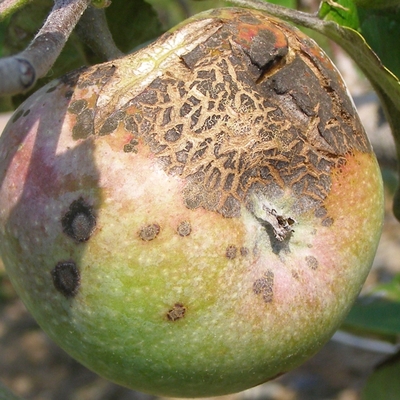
0;8;383;398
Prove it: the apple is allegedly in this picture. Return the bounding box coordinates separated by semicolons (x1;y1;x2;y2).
0;7;384;398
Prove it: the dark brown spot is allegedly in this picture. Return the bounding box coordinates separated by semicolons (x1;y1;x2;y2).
62;198;96;242
177;220;191;237
72;108;94;140
99;111;126;136
139;223;160;241
68;99;88;115
167;303;186;321
123;139;139;153
46;85;57;93
226;245;237;259
240;247;249;257
305;255;319;270
23;109;31;117
322;217;334;227
164;124;183;142
12;109;24;123
253;270;274;303
51;261;80;298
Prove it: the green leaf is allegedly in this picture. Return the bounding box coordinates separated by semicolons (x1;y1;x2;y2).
370;274;400;301
353;0;400;8
362;352;400;400
358;7;400;81
319;0;360;30
343;297;400;337
105;0;163;53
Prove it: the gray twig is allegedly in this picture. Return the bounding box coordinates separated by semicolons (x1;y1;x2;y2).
0;0;91;96
75;6;124;61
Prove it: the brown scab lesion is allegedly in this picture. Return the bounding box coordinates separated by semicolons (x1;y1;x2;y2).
68;99;88;115
240;247;249;257
253;270;274;303
139;223;160;241
123;138;139;153
225;245;237;259
322;217;334;227
72;108;95;140
177;220;191;237
62;197;96;242
51;261;80;298
102;9;368;229
167;303;186;321
305;255;319;270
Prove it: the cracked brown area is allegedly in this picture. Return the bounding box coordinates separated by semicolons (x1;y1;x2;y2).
69;10;370;222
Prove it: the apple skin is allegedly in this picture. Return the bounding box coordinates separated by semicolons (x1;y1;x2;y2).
0;8;383;398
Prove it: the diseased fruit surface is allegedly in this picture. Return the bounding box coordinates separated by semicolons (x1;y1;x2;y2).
0;7;384;398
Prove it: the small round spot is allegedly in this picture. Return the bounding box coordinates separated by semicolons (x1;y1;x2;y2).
226;245;237;259
167;303;186;321
177;221;191;237
139;223;160;241
240;247;249;257
62;198;96;242
51;261;80;298
322;217;334;227
305;255;319;270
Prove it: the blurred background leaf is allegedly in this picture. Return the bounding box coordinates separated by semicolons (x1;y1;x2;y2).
343;296;400;340
361;352;400;400
105;0;163;53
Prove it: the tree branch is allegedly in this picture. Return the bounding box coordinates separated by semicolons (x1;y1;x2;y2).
0;0;91;96
75;6;124;61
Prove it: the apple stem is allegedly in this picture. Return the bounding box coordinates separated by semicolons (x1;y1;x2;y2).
262;206;295;242
75;6;124;61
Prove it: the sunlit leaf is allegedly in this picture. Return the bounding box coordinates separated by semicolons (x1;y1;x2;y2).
319;0;360;30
